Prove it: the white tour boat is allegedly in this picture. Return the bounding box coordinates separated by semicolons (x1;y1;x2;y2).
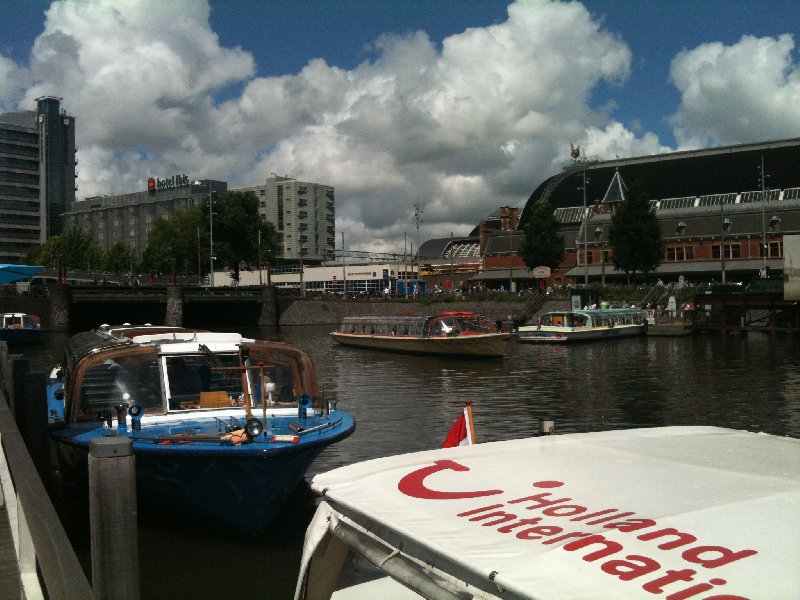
294;426;799;600
516;307;647;343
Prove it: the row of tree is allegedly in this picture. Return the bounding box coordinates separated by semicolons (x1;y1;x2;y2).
22;191;278;280
519;181;664;281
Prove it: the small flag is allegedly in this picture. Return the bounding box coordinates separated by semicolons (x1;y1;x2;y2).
441;401;476;448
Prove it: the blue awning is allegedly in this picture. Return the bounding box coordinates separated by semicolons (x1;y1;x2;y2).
0;264;42;286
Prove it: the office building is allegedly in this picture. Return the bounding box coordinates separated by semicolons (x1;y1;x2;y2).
0;96;76;261
234;175;335;262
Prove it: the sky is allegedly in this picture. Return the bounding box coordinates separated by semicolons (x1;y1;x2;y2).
1;0;799;254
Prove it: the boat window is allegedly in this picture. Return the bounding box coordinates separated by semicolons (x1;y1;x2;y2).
78;350;162;418
540;314;553;326
397;324;409;336
573;315;587;327
431;318;456;336
454;316;496;334
165;354;243;410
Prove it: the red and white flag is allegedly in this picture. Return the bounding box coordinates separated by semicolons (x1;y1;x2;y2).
441;402;476;448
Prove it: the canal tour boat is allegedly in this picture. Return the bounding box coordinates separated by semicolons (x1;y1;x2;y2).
294;426;800;600
0;312;42;344
516;308;647;343
48;325;356;535
330;312;511;358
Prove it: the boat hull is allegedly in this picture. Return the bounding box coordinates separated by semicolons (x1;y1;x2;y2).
51;413;356;535
0;328;42;344
515;324;645;343
330;332;511;357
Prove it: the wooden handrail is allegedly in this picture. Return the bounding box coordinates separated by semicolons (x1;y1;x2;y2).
0;395;93;599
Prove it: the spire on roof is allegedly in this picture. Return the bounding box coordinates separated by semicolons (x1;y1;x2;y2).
602;168;627;204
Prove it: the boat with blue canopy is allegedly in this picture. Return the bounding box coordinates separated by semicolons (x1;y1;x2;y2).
48;325;356;535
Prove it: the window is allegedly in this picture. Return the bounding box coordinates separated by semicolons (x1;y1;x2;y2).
146;216;152;223
260;190;265;195
83;223;89;230
769;242;782;257
113;219;119;226
129;230;135;237
714;244;740;259
114;232;120;238
98;233;104;240
586;251;594;264
129;218;135;225
668;246;695;261
667;247;675;261
98;222;104;229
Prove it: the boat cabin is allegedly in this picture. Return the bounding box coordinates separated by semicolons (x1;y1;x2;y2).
539;308;645;329
338;312;500;337
58;327;321;424
1;313;40;329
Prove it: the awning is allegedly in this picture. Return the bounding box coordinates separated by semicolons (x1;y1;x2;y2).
297;427;800;600
0;264;41;286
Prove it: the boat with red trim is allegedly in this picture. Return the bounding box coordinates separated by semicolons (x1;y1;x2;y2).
330;312;511;358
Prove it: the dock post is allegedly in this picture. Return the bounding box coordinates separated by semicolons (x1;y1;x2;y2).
24;372;50;489
48;283;70;332
165;286;183;327
89;437;140;600
258;285;278;326
538;418;555;436
9;355;29;437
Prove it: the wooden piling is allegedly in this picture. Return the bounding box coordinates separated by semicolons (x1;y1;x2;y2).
23;372;50;489
9;356;28;437
89;437;140;600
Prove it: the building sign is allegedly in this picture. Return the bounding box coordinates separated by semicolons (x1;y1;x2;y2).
533;266;551;278
149;174;190;192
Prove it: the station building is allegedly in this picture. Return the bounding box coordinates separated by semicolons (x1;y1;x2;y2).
0;97;76;261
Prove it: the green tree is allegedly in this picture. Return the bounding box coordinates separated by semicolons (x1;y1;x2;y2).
207;191;277;282
21;229;104;270
102;241;137;274
608;180;664;282
140;205;209;276
519;200;566;271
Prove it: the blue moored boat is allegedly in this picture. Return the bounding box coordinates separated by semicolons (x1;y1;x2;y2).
0;313;42;344
49;325;355;535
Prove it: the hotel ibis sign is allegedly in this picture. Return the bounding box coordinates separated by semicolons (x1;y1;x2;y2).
148;174;190;192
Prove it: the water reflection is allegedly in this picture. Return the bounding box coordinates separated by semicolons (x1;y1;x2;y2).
14;326;800;600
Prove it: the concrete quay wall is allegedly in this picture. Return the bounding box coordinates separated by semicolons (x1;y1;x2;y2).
278;299;526;326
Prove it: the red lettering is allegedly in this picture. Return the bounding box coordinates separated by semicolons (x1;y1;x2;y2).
601;555;661;581
541;532;591;545
397;460;503;500
570;508;618;521
585;511;636;525
681;546;757;569
603;518;657;532
562;534;623;561
515;525;563;540
642;569;697;593
457;504;504;517
542;504;587;517
638;528;697;550
469;511;517;526
497;517;542;533
507;492;572;510
665;579;726;600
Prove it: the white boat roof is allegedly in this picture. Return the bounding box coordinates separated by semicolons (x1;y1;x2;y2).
142;332;254;354
303;427;800;600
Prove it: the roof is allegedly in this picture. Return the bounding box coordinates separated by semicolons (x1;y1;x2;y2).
520;137;800;228
302;426;800;600
0;264;41;285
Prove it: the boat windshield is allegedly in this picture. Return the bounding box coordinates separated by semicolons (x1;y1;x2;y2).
165;354;243;410
77;349;162;418
431;315;498;336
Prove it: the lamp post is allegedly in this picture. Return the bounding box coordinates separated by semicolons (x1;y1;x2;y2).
299;242;304;296
208;192;215;287
258;229;262;286
571;144;589;286
759;155;769;276
53;253;62;284
508;231;514;293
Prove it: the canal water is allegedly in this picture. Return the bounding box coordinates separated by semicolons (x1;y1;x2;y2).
20;327;800;599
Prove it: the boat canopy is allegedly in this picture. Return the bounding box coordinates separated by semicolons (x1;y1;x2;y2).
340;315;432;336
0;264;41;285
296;427;800;600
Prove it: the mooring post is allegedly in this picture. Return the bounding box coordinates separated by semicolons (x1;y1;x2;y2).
538;418;555;436
9;355;29;437
165;286;183;327
89;437;140;600
258;285;278;326
48;282;71;332
24;371;50;489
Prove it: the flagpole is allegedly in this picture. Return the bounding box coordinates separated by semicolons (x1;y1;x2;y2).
464;400;476;444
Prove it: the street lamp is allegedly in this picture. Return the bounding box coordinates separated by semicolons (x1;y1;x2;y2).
572;144;589;286
209;192;214;287
720;207;732;284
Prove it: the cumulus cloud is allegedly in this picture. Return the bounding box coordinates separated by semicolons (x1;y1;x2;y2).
670;34;800;148
2;0;675;252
